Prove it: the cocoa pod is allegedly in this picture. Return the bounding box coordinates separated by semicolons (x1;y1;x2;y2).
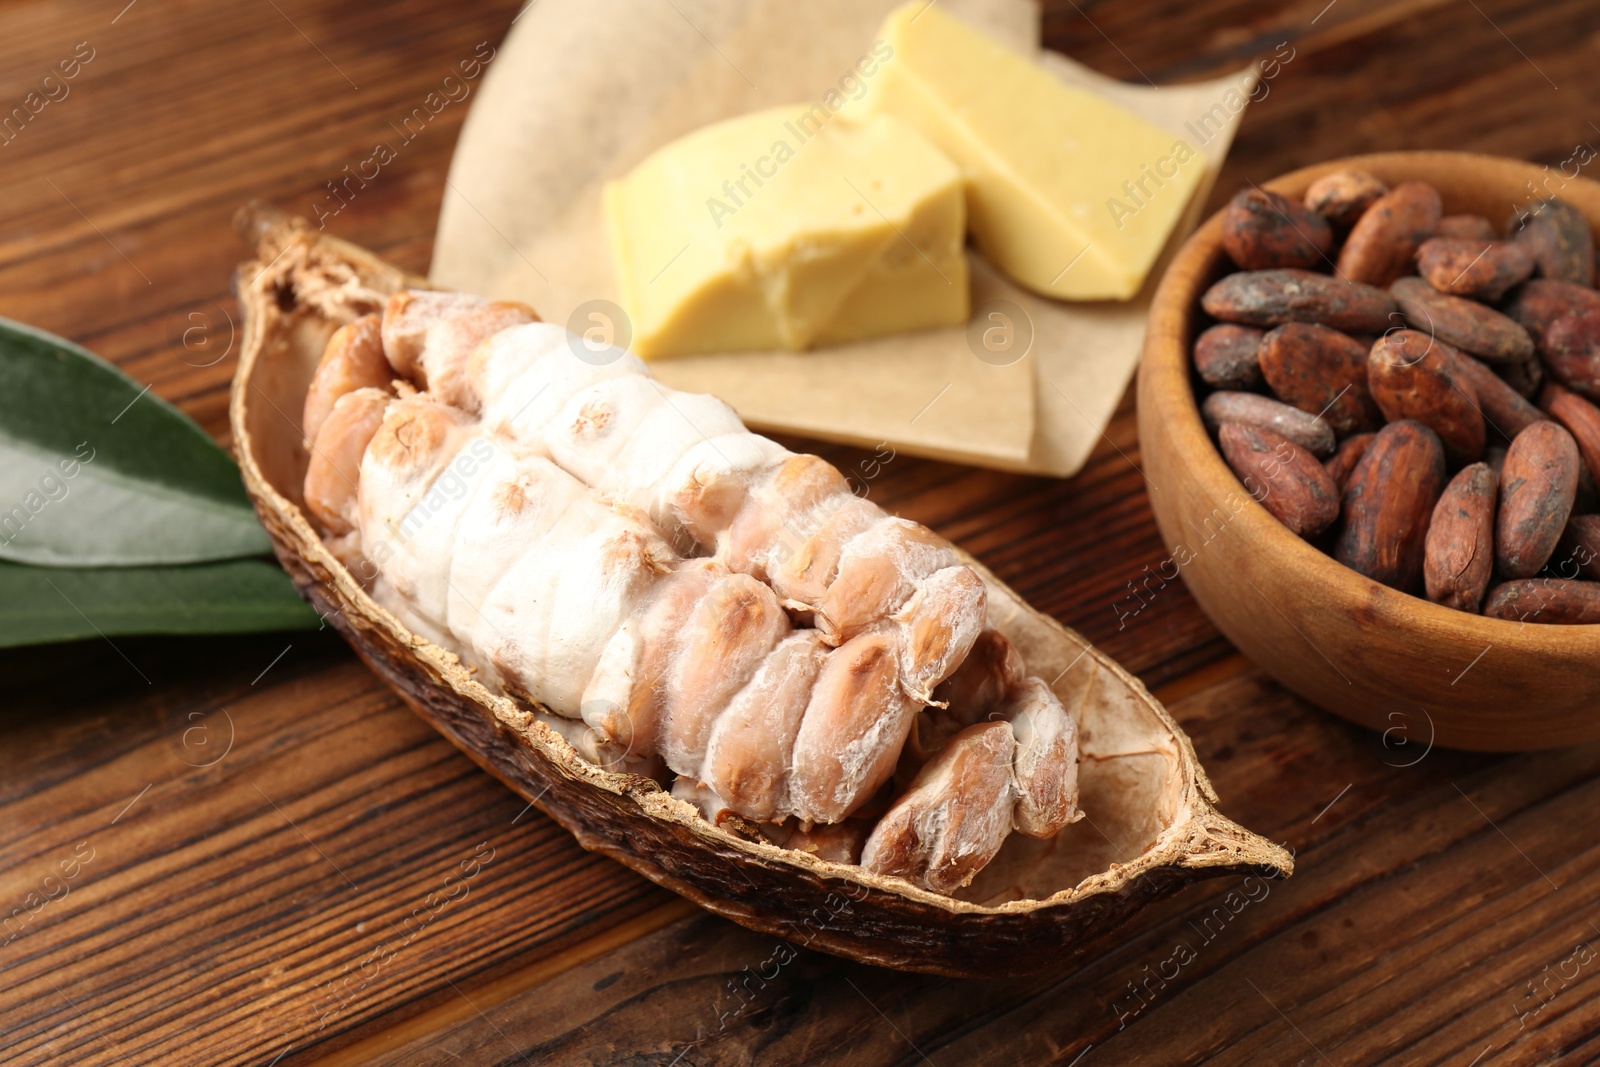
1508;199;1595;286
1336;181;1442;287
1496;421;1580;579
1483;579;1600;624
1540;381;1600;492
1366;330;1486;464
1497;354;1544;399
1257;323;1383;435
1443;349;1545;443
1201;270;1398;334
1540;310;1600;401
1217;423;1341;537
1414;238;1533;303
1220;188;1334;271
1193;323;1264;390
1424;463;1497;612
1334;419;1447;591
1553;515;1600;581
1390;277;1535;364
1436;214;1497;241
1500;278;1600;345
1325;432;1376;492
1201;391;1337;456
1304;169;1386;229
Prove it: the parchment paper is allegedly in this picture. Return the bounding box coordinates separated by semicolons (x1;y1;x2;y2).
433;0;1256;476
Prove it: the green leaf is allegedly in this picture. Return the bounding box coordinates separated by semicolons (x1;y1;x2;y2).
0;316;273;566
0;558;319;649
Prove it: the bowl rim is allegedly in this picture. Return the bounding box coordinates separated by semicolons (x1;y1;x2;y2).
1143;149;1600;650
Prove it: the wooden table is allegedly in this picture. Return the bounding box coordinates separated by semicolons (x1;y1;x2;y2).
4;1;1599;1062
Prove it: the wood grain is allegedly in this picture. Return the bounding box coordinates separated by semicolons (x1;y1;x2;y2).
3;0;1600;1062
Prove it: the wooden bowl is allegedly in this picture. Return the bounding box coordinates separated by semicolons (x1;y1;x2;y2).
1139;151;1600;752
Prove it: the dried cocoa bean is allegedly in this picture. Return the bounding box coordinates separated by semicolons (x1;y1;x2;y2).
1221;188;1335;271
1483;579;1600;624
1390;277;1534;364
1436;214;1497;241
1415;238;1533;303
1202;391;1337;456
1540;310;1600;401
1501;278;1600;345
1193;324;1264;390
1540;381;1600;492
1486;445;1508;481
1257;323;1383;435
1201;270;1398;334
1336;181;1442;287
1325;432;1376;491
1334;420;1447;591
1367;330;1486;464
1496;421;1580;578
1498;354;1545;399
1508;199;1595;286
1444;348;1545;442
1305;169;1387;229
1424;463;1497;612
1553;515;1600;580
1217;423;1341;537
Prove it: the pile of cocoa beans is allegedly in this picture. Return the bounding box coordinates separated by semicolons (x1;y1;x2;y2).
1194;171;1600;625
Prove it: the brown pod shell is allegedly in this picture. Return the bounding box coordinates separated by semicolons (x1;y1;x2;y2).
1483;579;1600;625
1501;278;1600;345
1366;330;1486;464
1257;322;1383;435
1508;200;1596;286
1554;515;1600;580
1336;181;1443;287
1217;423;1341;538
1201;391;1337;457
1200;269;1398;334
1496;421;1580;579
1303;169;1386;229
1334;419;1448;592
1193;323;1264;390
1220;188;1334;271
1540;310;1600;401
1390;277;1534;364
1444;349;1546;443
1423;463;1497;613
1325;432;1376;492
1435;214;1498;241
1541;381;1600;491
1415;238;1533;303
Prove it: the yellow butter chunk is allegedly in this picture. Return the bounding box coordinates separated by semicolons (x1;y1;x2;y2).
865;3;1205;300
605;106;969;359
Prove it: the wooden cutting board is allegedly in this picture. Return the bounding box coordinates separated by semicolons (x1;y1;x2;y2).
3;0;1599;1063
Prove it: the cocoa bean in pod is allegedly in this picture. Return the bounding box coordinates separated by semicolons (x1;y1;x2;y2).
1390;276;1535;364
1367;330;1486;464
1257;322;1383;435
1336;181;1442;287
1501;278;1600;344
1221;188;1334;271
1540;381;1600;490
1193;323;1265;390
1217;423;1341;538
1202;391;1337;456
1334;420;1448;591
1436;214;1498;241
1201;270;1398;334
1444;349;1545;442
1325;432;1376;491
1304;169;1386;229
1483;579;1600;624
1508;199;1595;286
1554;515;1600;580
1540;310;1600;401
1415;238;1533;303
1423;463;1497;612
1496;421;1580;578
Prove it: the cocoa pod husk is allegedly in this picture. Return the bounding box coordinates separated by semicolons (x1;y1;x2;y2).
1501;278;1600;345
1415;238;1533;303
1508;199;1595;286
1443;348;1546;443
1201;269;1398;334
1193;323;1264;390
1390;276;1535;364
1304;169;1386;229
1540;309;1600;402
1334;419;1448;591
1436;214;1498;241
1336;181;1442;287
1496;421;1580;579
1257;322;1383;435
1217;423;1341;538
1423;463;1497;613
1221;188;1334;271
1325;432;1377;492
1201;390;1337;456
1367;330;1486;464
1483;579;1600;624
